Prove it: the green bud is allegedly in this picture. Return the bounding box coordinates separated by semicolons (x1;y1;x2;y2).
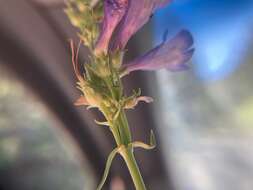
111;51;124;69
96;65;111;77
80;86;103;108
76;2;87;12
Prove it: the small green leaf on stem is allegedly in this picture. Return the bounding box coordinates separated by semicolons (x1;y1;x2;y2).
150;130;156;148
130;130;156;150
97;147;119;190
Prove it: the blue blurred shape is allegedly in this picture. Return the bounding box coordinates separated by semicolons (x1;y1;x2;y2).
153;0;253;81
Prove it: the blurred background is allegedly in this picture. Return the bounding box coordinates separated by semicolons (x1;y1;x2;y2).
0;0;253;190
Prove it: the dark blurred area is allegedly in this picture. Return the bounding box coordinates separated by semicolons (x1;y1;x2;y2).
0;0;253;190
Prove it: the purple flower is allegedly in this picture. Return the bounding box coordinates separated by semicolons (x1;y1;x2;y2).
95;1;194;74
122;30;194;75
95;0;171;53
111;0;172;50
95;0;128;54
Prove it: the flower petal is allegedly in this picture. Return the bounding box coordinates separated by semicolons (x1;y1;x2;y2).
95;0;128;54
123;30;194;74
111;0;172;50
157;0;172;8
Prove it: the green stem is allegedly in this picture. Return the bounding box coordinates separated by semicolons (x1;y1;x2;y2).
99;105;121;146
110;124;121;146
121;146;147;190
117;110;131;144
120;110;132;143
105;57;147;190
109;96;147;190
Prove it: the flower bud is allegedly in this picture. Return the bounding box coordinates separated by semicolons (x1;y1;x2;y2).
76;2;87;12
97;65;111;77
83;87;104;108
111;50;123;69
124;96;153;109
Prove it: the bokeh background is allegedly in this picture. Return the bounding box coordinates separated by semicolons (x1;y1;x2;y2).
0;0;253;190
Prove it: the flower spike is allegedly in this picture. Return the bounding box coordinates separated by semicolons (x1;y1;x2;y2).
66;1;195;190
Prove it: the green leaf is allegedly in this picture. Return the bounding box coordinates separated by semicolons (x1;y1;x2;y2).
131;130;156;150
97;147;119;190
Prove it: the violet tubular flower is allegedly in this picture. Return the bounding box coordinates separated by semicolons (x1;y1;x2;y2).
95;0;128;55
122;30;194;75
111;0;172;50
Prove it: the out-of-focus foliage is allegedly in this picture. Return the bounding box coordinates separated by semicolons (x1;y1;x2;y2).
152;1;253;189
0;69;94;190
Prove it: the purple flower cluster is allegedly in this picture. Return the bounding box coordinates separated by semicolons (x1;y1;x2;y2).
95;0;194;74
95;0;128;54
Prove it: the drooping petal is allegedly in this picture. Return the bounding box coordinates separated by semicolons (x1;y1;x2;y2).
95;0;128;54
123;30;194;74
111;0;172;50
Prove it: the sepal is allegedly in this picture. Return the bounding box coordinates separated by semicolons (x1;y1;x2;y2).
123;89;153;109
94;120;110;127
124;96;153;109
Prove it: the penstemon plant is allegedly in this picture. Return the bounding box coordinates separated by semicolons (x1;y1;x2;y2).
65;0;194;189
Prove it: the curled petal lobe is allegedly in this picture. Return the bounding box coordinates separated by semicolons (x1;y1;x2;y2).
95;0;128;54
136;96;154;104
123;30;194;74
165;29;194;51
111;0;172;50
124;96;154;109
